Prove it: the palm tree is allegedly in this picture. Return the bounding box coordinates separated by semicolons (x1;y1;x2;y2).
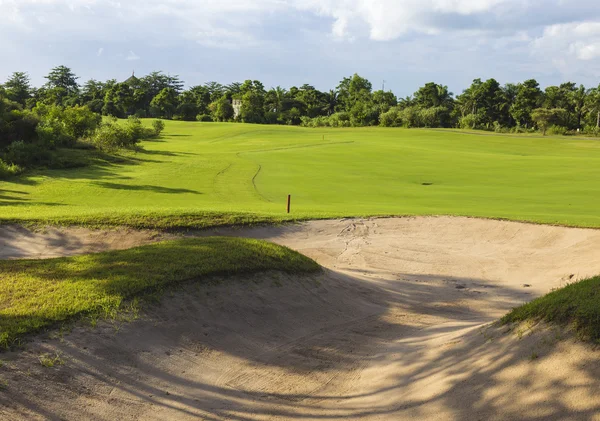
323;90;338;115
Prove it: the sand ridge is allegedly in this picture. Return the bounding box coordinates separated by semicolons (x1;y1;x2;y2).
1;217;600;420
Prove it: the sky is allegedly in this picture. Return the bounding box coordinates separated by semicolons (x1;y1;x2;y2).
1;0;600;97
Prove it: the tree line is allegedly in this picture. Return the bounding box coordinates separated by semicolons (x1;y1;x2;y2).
2;66;599;135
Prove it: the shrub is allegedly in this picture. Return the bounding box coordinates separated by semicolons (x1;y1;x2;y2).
379;108;400;127
90;120;138;152
0;158;22;179
196;114;213;122
493;121;509;133
399;106;419;128
3;141;47;167
459;114;480;130
34;104;100;147
90;117;159;152
328;112;351;128
547;125;569;136
152;119;166;136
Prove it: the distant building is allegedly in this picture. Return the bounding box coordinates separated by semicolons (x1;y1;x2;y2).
124;72;140;88
232;99;242;119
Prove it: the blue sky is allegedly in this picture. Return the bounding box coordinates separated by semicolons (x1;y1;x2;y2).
1;0;600;97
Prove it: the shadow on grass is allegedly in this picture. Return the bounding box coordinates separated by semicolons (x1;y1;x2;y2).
92;181;201;195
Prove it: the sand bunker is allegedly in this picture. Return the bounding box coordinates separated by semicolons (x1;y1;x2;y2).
1;217;600;420
0;225;170;260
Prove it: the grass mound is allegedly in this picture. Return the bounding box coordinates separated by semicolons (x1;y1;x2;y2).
0;237;320;348
502;276;600;342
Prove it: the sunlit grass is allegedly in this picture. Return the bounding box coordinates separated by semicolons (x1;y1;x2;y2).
1;122;600;228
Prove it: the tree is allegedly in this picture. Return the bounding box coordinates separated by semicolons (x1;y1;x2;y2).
413;83;453;108
337;74;372;111
570;84;587;130
43;65;79;105
585;85;600;129
323;90;338;116
209;96;234;122
372;90;398;111
264;86;287;114
240;90;264;123
3;72;32;106
150;87;179;119
102;83;134;118
510;79;542;128
81;79;106;113
531;108;566;135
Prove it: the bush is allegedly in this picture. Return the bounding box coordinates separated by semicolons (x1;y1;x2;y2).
583;125;600;137
34;104;100;147
90;119;139;152
196;114;213;122
459;114;480;130
379;108;400;127
3;141;49;167
493;121;509;133
90;117;159;152
328;112;351;128
547;125;569;136
152;119;166;136
0;158;22;179
399;106;419;128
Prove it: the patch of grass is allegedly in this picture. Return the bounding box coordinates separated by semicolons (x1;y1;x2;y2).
502;276;600;342
38;352;64;368
2;122;600;228
0;237;320;348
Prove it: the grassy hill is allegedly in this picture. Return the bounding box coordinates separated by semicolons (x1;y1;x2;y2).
2;121;600;228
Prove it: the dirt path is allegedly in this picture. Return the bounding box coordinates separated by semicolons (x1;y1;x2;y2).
2;217;600;420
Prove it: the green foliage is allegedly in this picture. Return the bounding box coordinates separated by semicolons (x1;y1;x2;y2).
152;119;166;136
0;237;320;348
240;91;265;123
150;87;179;119
0;99;39;148
531;108;567;135
459;113;480;129
379;107;401;127
43;66;80;106
547;125;569;136
0;158;22;178
34;104;101;147
90;116;156;152
196;114;213;122
3;72;32;106
210;96;234;122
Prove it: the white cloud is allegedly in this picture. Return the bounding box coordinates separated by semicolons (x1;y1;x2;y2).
292;0;514;41
125;50;140;61
533;21;600;61
1;0;600;89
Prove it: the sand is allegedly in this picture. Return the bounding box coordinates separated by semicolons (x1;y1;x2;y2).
0;225;171;260
1;216;600;420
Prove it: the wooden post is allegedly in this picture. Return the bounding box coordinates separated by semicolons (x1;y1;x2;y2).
287;195;291;214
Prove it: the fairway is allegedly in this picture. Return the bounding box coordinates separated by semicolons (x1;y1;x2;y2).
3;122;600;227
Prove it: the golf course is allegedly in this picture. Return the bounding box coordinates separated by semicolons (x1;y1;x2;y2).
2;122;600;420
3;122;600;228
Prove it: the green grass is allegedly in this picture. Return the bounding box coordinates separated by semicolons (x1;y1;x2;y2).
0;237;320;348
2;122;600;228
502;276;600;342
